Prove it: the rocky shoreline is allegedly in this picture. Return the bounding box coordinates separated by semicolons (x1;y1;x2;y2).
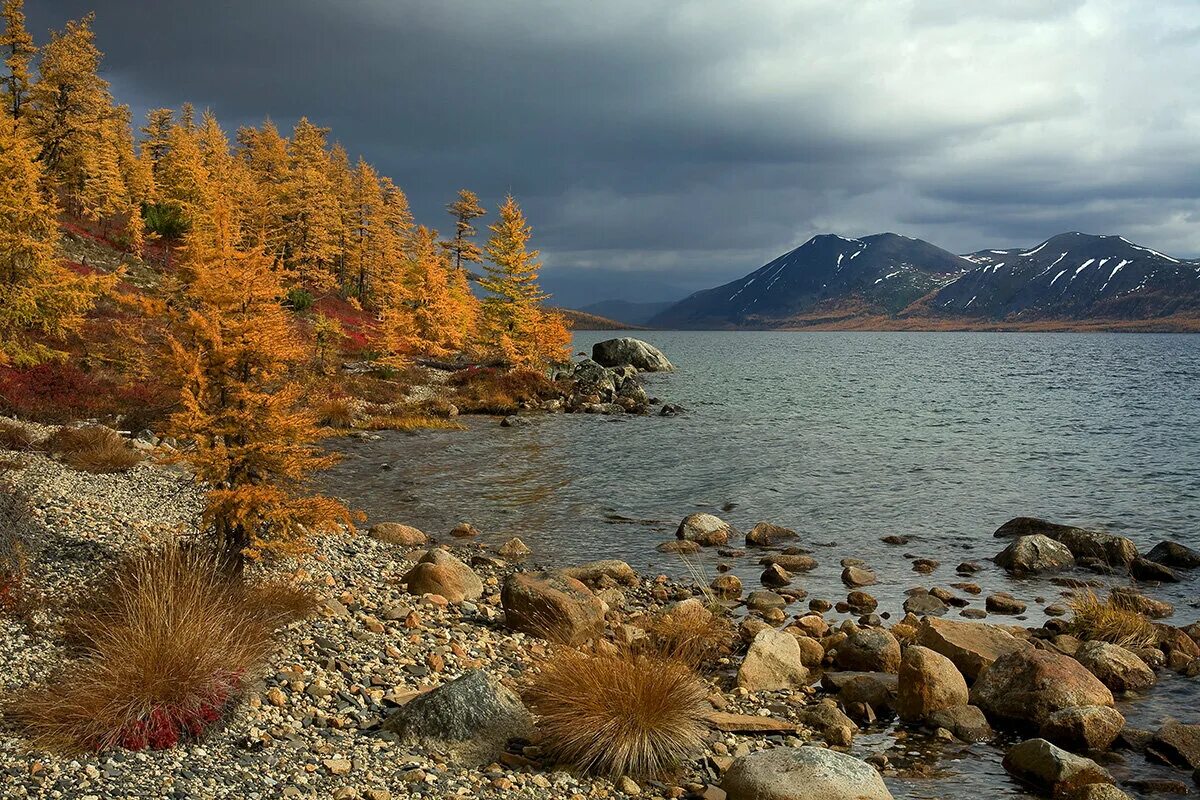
2;414;1200;800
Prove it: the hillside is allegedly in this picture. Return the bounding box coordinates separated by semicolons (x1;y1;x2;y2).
556;307;644;331
650;231;1200;331
577;299;674;327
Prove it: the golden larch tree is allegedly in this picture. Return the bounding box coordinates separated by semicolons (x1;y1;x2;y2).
441;188;486;272
0;110;100;365
234;120;290;257
281;117;340;291
0;0;35;119
481;194;569;367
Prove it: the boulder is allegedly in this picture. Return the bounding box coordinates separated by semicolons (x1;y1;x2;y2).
971;648;1114;728
834;627;901;673
1146;541;1200;569
1040;705;1125;752
381;670;532;765
846;591;878;613
722;746;894;800
841;566;878;587
1130;557;1180;583
993;518;1139;568
1002;738;1113;796
369;522;429;546
591;338;674;372
401;548;484;603
1074;641;1156;693
497;537;532;559
560;559;638;588
746;590;788;612
1066;784;1133;800
676;513;737;546
916;617;1030;681
761;564;791;588
762;553;818;572
449;522;480;538
836;673;898;711
501;571;605;644
1108;588;1173;619
926;705;994;742
746;522;799;547
986;593;1027;615
995;534;1075;575
711;574;743;598
904;593;949;616
895;645;969;722
738;628;809;692
798;701;858;747
1147;721;1200;769
569;359;618;400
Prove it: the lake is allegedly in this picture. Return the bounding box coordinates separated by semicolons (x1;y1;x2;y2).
321;330;1200;798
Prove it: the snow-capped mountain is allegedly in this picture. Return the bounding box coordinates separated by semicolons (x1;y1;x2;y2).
649;231;1200;329
649;233;970;328
934;232;1200;319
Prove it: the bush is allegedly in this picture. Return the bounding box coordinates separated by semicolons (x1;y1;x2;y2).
285;288;314;313
9;543;310;752
45;426;143;474
315;398;356;429
0;420;39;451
524;647;708;778
637;607;735;672
0;364;171;427
447;367;562;414
1069;591;1159;649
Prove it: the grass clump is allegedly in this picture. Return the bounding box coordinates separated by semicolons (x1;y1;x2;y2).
45;426;143;474
447;367;561;414
0;420;39;452
1068;590;1159;649
358;414;465;432
315;397;357;429
638;605;735;672
524;647;708;779
8;543;311;752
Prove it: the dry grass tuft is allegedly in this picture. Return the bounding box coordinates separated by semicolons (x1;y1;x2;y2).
524;647;708;778
0;420;39;452
45;426;143;473
8;543;310;752
638;607;735;672
315;398;356;429
0;457;26;471
447;367;561;414
1068;590;1159;649
358;414;465;432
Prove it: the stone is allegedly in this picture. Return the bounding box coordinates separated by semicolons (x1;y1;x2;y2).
657;539;701;554
382;670;532;765
450;522;480;538
591;337;674;372
916;617;1031;681
760;564;791;588
790;632;826;668
1040;705;1125;752
986;593;1027;615
497;537;532;559
737;628;809;692
746;522;799;547
722;746;894;800
501;571;606;644
895;645;969;722
1148;721;1200;769
369;522;428;546
903;593;948;616
1074;641;1156;693
1109;588;1174;619
1130;557;1180;583
500;414;530;427
994;518;1139;568
1146;541;1200;569
711;574;743;598
617;776;641;795
841;566;877;587
1002;738;1112;796
836;672;898;711
707;711;800;734
1067;786;1134;800
798;702;858;747
846;591;878;613
971;648;1114;728
402;548;484;603
561;559;638;588
761;553;818;572
677;513;737;546
834;627;901;673
995;534;1075;575
746;590;788;612
926;705;993;742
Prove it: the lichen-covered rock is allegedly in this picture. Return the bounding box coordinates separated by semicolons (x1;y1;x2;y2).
676;512;736;546
971;648;1114;728
738;628;809;692
369;522;429;546
916;617;1030;681
1040;705;1125;752
591;338;674;372
896;645;969;721
835;626;901;673
722;746;894;800
381;670;532;765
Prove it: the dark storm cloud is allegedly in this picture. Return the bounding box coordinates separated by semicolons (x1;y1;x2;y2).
28;1;1200;305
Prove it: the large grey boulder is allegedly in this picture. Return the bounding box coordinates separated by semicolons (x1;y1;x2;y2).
591;338;674;372
995;534;1075;575
993;517;1137;567
971;648;1114;728
1002;738;1112;796
722;746;894;800
382;670;532;765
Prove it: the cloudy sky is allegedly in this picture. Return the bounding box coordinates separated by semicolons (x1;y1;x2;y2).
31;1;1200;305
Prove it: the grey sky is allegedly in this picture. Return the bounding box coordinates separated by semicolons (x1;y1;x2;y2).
29;1;1200;304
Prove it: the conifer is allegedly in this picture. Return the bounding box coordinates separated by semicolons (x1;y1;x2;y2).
0;0;35;119
441;188;486;272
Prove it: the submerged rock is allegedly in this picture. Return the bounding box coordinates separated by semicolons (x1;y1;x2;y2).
591;337;674;372
722;746;894;800
1002;738;1112;796
746;521;799;546
381;670;532;765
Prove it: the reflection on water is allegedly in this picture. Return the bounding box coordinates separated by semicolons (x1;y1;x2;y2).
321;330;1200;798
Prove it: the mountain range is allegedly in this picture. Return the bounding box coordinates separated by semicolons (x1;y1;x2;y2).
638;232;1200;331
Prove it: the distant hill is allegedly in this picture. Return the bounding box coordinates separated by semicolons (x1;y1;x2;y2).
578;299;675;327
650;231;1200;331
556;308;644;331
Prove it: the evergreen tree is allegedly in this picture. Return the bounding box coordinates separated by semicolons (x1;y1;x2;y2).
281;117;340;291
441;188;485;272
0;110;100;365
0;0;35;119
